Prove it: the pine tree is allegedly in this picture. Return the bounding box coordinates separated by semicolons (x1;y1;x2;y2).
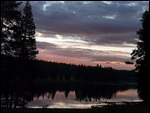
131;10;149;103
20;1;38;59
1;1;22;56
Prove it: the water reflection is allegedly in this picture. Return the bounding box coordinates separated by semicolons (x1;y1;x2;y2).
1;80;139;108
28;89;140;109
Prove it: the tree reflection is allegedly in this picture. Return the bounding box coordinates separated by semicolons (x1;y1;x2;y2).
1;80;136;108
1;79;34;108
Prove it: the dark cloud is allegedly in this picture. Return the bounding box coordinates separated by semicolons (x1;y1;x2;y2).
85;32;138;45
25;1;148;69
29;1;148;34
27;1;149;46
37;42;94;59
90;55;130;62
37;42;58;50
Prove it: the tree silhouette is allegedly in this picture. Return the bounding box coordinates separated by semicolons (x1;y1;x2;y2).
1;1;22;56
131;10;149;103
19;1;38;59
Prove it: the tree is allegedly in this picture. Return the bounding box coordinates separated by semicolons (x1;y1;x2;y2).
1;1;22;56
131;10;149;103
19;1;38;59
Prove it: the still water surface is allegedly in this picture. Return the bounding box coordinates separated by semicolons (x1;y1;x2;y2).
28;89;141;109
1;81;141;109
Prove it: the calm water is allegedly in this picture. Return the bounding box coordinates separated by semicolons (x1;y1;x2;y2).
1;80;141;108
28;89;141;109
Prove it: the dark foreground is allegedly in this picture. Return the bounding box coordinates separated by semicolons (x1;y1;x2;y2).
1;103;149;112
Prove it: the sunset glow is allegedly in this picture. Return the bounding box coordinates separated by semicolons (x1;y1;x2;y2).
26;1;149;70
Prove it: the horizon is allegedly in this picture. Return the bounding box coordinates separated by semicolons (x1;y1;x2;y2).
22;1;149;70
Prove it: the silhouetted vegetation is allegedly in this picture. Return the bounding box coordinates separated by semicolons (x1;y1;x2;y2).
1;1;38;59
19;1;38;59
1;1;22;56
131;10;149;103
1;54;136;84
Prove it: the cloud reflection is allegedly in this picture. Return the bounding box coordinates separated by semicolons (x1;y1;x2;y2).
28;90;141;108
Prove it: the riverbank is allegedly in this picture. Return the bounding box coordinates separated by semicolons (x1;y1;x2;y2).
1;103;148;112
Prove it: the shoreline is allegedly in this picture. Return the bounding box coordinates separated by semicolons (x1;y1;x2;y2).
1;102;149;112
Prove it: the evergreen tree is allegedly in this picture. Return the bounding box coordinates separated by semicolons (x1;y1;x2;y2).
19;1;38;59
1;1;22;56
131;10;149;103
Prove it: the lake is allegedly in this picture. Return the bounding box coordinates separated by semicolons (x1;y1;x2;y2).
1;80;141;108
28;89;141;109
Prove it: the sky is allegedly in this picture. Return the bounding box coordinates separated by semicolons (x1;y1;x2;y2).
24;1;149;70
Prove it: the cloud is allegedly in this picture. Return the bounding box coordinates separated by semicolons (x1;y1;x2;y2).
28;1;149;46
37;42;58;50
29;1;148;35
25;1;149;70
37;41;131;62
86;32;138;45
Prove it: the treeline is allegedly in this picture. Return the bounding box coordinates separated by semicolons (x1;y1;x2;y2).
1;55;136;84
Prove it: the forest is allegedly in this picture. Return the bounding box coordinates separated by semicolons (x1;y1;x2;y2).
1;54;136;84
